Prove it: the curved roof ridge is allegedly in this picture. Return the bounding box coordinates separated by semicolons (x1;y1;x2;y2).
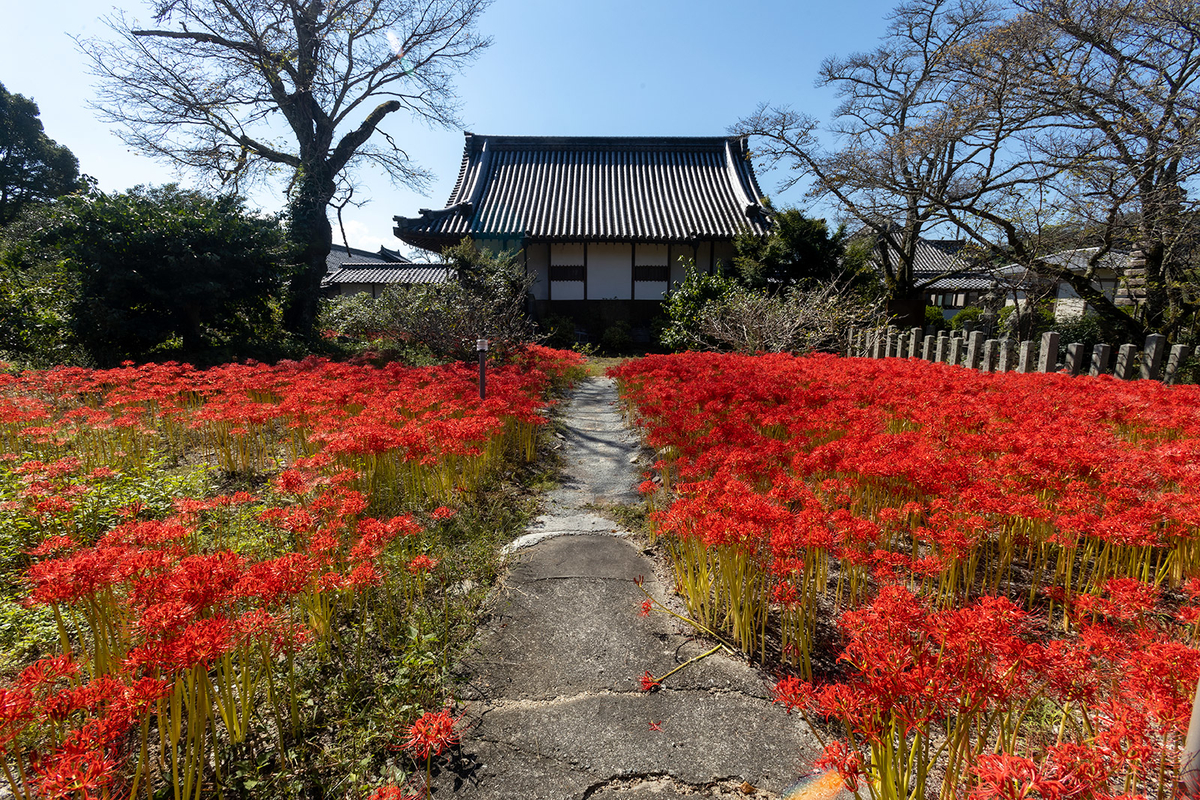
394;132;771;250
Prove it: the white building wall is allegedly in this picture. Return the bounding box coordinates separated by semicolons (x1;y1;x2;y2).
550;242;586;300
550;243;585;265
587;243;632;300
669;244;694;285
635;242;670;300
1055;281;1087;322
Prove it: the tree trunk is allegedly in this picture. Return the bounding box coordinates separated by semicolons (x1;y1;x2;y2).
283;168;335;339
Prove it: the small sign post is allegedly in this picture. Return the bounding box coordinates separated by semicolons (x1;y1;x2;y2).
476;338;488;400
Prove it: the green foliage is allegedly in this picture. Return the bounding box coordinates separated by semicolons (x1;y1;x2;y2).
0;457;203;669
658;262;741;351
1054;314;1124;354
0;206;86;367
0;83;81;226
733;206;880;296
43;185;293;366
949;306;984;330
925;305;949;331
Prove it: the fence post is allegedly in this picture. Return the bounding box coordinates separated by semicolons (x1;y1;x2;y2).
909;328;921;358
1017;340;1035;373
1038;332;1060;373
1165;344;1189;385
886;328;899;358
1063;343;1085;376
935;332;949;363
949;337;965;367
1141;334;1167;380
981;339;997;373
1115;343;1138;379
998;340;1014;372
922;335;935;361
872;329;885;359
965;331;984;370
1091;344;1112;377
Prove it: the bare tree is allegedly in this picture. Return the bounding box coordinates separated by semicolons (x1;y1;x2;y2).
740;0;1200;340
939;0;1200;340
734;0;1004;326
82;0;492;338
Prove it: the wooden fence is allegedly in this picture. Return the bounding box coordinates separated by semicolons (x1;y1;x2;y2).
846;326;1199;385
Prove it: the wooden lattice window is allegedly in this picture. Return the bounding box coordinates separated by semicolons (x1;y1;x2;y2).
633;264;670;283
550;264;585;282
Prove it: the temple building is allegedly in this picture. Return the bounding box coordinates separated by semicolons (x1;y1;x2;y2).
393;133;771;339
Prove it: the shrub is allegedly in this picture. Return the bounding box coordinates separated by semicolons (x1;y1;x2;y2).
658;263;742;351
600;321;634;355
949;306;983;330
925;305;949;331
696;282;883;354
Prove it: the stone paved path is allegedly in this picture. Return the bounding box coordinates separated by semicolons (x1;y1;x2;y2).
435;377;821;799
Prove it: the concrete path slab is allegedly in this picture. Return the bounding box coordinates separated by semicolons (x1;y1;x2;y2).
437;377;822;799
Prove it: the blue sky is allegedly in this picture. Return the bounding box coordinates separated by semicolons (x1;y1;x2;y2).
1;0;899;256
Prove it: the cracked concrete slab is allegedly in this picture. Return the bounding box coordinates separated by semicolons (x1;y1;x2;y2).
436;377;822;799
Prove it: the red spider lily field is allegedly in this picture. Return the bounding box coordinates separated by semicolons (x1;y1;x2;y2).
612;352;1200;800
0;346;584;799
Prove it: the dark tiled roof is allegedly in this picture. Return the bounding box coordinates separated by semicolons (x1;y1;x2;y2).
908;239;972;278
321;264;452;287
325;244;411;273
923;274;996;291
394;133;771;250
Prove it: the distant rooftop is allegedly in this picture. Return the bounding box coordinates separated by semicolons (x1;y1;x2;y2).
321;263;452;288
325;244;411;274
393;133;771;250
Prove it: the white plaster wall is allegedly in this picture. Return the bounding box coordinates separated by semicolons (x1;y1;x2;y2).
588;242;632;300
526;242;549;301
550;242;586;266
634;282;669;300
636;243;669;266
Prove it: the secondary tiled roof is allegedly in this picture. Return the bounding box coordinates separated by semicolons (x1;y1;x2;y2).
393;133;771;250
321;264;453;287
325;244;411;274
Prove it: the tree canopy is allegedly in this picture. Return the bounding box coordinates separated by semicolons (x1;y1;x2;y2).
83;0;493;339
0;82;80;226
732;207;873;292
49;185;289;366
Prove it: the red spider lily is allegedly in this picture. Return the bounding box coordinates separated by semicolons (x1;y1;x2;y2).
431;506;457;520
407;555;440;575
813;740;865;792
772;675;815;714
402;709;460;760
369;787;423;800
639;671;661;692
